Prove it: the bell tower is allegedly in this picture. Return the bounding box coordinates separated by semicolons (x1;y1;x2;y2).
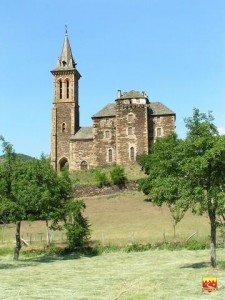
51;30;81;170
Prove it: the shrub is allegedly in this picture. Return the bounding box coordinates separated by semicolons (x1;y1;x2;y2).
110;165;127;187
95;169;110;187
64;200;90;249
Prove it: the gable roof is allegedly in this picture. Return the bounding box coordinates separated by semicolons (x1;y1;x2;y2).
70;127;93;140
149;102;175;115
92;101;174;118
92;103;116;118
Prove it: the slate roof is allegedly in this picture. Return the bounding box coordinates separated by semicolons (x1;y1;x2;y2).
149;102;175;115
92;103;116;118
92;101;175;118
70;127;93;140
52;33;76;71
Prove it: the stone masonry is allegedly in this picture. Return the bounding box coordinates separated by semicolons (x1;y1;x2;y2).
51;33;176;171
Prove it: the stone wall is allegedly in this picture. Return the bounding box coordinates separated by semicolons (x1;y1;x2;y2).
92;116;116;167
115;102;148;165
70;139;94;170
74;181;139;198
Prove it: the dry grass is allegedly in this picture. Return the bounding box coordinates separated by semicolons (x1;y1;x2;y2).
83;191;210;245
1;249;225;299
1;190;210;247
0;189;224;299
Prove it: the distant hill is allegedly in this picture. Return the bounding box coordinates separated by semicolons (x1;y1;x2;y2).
0;153;34;162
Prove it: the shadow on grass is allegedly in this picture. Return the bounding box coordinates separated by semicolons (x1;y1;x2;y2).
0;247;99;270
181;262;209;269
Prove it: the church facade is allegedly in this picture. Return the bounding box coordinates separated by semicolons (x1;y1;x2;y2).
51;33;176;171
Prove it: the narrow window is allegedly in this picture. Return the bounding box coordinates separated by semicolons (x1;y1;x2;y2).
157;116;161;123
105;130;110;139
108;149;113;162
59;80;62;99
130;147;135;161
66;80;69;99
62;122;66;132
128;114;133;122
156;128;162;137
128;127;133;135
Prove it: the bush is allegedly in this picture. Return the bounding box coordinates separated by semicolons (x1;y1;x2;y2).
110;165;127;187
64;200;90;249
95;169;110;187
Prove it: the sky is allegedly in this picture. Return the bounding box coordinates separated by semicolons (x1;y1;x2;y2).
1;0;225;157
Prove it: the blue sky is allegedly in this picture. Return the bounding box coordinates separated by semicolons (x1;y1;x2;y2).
1;0;225;157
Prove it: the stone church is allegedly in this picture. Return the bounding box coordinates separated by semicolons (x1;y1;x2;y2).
51;32;176;171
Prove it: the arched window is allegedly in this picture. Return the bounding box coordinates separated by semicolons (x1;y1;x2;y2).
66;79;69;99
59;80;62;99
62;122;66;132
80;161;88;170
108;149;113;162
128;127;133;135
130;147;135;161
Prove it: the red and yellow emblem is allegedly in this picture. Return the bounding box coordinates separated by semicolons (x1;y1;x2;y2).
202;277;217;292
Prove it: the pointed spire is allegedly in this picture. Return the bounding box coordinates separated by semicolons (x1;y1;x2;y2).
55;28;76;70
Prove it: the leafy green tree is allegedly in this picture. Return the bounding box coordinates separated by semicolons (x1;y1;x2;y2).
139;133;186;238
181;108;225;268
0;137;90;259
139;109;225;268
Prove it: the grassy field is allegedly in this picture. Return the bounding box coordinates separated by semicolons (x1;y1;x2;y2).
1;249;225;299
0;178;224;299
0;191;210;247
83;191;210;245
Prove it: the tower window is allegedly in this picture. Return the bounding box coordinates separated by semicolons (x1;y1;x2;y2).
128;114;134;122
62;122;66;132
108;149;113;162
66;79;69;99
130;147;135;161
128;127;133;135
59;80;62;99
105;130;110;139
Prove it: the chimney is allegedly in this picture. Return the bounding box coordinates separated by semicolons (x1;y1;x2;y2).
117;90;122;99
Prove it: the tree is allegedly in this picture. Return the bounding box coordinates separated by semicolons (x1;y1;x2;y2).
181;108;225;268
139;109;225;268
0;137;90;259
139;133;187;237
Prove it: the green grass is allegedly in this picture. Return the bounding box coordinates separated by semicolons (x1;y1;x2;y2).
70;163;146;186
0;249;225;299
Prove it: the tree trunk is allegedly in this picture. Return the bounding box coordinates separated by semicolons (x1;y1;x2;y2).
13;221;21;260
46;220;50;246
209;211;217;268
